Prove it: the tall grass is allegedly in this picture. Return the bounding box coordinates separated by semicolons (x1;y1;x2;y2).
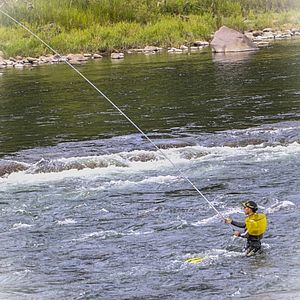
0;0;300;57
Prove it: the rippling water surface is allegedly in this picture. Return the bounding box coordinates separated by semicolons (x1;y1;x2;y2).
0;40;300;299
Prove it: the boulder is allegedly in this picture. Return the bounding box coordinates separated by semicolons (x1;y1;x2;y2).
244;31;254;40
211;26;258;53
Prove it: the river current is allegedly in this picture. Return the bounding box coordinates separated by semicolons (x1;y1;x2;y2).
0;39;300;299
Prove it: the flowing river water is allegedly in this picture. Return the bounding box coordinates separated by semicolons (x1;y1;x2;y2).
0;39;300;299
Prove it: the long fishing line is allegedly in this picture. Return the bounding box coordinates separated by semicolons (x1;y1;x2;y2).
0;8;232;227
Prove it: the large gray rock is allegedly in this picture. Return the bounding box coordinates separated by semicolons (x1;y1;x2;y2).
211;26;258;53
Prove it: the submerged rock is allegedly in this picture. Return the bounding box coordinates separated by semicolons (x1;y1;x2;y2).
0;160;29;177
211;26;258;53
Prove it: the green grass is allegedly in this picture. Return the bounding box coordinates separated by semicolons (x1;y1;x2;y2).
0;0;300;58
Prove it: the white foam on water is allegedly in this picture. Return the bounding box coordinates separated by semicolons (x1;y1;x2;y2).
266;200;295;214
12;223;33;230
56;218;77;225
13;269;32;276
184;248;243;267
75;229;154;242
101;175;180;190
77;230;120;241
70;175;181;195
191;207;241;226
1;142;299;188
231;288;241;297
191;214;220;226
261;242;271;249
123;229;154;236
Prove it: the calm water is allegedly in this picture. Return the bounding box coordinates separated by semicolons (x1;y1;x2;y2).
0;39;300;299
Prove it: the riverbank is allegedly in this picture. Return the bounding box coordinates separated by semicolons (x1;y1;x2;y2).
1;0;300;59
0;26;300;69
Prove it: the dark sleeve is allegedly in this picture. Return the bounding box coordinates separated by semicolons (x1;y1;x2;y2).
231;220;246;229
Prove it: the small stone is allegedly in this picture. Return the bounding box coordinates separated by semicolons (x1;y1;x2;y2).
14;63;24;68
180;45;189;51
193;41;209;46
144;46;160;52
6;60;14;66
190;46;202;51
93;53;103;59
255;41;270;47
111;52;124;59
262;32;274;39
27;57;37;63
168;47;182;53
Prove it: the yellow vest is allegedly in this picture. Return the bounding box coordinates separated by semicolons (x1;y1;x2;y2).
245;213;267;236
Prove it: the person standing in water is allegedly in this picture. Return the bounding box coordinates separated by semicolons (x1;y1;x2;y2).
225;200;267;257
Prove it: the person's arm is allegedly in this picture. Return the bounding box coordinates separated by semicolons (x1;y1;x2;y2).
231;220;246;229
225;218;247;237
225;218;246;228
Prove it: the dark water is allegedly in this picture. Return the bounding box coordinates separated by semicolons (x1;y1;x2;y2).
0;40;300;299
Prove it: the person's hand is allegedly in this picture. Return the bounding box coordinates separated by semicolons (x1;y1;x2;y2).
234;231;241;237
224;217;232;224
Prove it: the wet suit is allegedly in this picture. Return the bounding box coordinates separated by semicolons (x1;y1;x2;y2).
231;220;263;256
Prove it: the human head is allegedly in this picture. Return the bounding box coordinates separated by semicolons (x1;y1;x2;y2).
242;200;258;213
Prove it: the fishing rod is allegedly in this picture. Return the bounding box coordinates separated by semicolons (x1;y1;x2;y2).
0;8;233;229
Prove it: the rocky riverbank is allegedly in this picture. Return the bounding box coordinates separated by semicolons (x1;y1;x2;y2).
0;27;299;69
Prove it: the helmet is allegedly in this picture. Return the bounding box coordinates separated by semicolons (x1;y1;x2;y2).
242;200;258;211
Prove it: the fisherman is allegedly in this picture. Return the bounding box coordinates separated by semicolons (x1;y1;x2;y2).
225;200;267;257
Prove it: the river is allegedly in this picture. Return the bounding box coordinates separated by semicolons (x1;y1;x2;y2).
0;39;300;299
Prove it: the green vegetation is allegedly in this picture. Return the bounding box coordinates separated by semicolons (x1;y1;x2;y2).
0;0;300;57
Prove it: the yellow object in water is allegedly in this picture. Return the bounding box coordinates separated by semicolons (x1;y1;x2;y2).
185;257;205;263
245;213;267;236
